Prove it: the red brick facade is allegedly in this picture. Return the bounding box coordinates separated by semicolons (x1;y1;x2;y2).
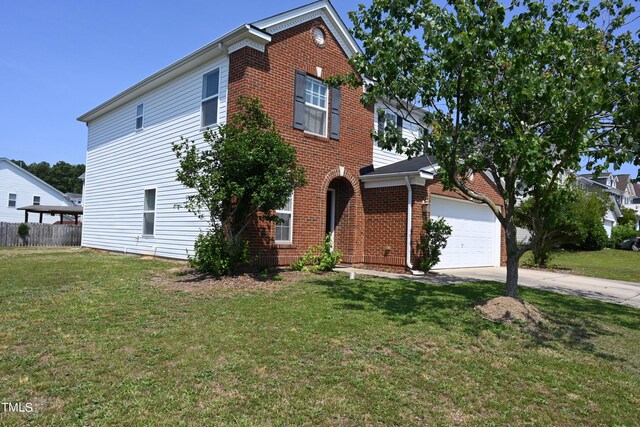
228;18;506;269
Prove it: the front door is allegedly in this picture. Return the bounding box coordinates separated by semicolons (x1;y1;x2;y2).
325;189;335;248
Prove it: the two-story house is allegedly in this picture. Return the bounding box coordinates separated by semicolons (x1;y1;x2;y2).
77;1;506;269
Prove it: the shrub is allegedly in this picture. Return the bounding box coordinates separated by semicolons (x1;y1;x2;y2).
17;223;29;238
610;223;639;248
419;216;452;272
189;229;249;276
292;234;341;272
580;224;609;251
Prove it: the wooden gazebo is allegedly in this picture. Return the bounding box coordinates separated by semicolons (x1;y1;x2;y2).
17;205;83;224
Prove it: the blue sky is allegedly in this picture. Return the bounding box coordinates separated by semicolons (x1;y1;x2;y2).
0;0;637;177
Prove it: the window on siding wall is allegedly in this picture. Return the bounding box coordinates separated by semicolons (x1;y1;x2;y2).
304;77;328;136
202;69;220;127
375;110;403;147
33;196;40;206
275;193;293;243
136;104;144;130
143;189;156;236
8;193;16;208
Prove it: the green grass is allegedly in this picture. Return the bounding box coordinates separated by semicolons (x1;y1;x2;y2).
521;249;640;282
1;247;639;426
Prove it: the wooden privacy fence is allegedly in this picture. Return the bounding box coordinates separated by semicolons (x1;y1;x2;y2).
0;222;82;247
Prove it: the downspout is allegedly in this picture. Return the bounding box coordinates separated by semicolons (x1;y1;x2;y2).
404;176;413;269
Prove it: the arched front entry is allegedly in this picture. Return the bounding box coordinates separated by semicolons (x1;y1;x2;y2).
325;177;356;259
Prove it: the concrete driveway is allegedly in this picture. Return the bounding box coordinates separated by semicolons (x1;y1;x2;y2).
337;266;640;308
436;267;640;308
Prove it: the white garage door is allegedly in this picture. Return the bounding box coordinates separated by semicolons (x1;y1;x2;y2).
430;196;501;269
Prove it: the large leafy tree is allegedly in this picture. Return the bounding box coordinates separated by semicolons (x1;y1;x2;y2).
172;96;306;273
337;0;638;297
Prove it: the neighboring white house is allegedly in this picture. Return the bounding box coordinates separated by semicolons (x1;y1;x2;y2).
0;158;73;224
576;172;639;237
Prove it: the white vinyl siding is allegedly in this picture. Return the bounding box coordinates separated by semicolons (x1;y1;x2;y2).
0;159;72;223
372;102;425;168
304;77;327;136
82;56;229;259
275;193;293;243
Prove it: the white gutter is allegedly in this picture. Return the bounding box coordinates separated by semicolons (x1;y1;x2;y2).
404;176;413;269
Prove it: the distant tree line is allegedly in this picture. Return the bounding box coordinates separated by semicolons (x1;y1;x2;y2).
12;160;85;194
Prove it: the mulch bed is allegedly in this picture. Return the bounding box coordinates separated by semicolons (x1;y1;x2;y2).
476;296;544;331
151;267;310;295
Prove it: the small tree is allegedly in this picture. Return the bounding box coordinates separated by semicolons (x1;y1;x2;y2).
516;185;608;266
173;97;306;275
419;216;452;272
331;0;638;297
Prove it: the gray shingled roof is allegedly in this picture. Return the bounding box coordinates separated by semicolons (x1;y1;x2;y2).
361;155;438;176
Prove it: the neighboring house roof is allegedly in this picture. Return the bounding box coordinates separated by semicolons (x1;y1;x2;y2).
77;0;360;124
0;158;72;204
576;175;623;195
615;174;631;192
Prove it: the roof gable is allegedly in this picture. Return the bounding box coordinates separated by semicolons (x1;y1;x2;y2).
78;1;359;123
252;0;361;58
0;158;72;204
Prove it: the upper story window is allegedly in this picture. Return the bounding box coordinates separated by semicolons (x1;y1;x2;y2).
375;110;403;147
293;71;341;140
202;69;220;127
143;188;156;236
304;77;328;136
136;104;144;130
33;196;40;206
275;193;294;244
8;193;16;208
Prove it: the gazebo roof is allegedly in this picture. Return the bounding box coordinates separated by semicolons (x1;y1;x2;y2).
17;205;83;215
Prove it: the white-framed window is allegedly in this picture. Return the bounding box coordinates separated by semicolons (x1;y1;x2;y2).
8;193;16;208
136;103;144;130
375;110;399;147
275;193;294;244
143;188;156;236
33;196;40;206
201;69;220;127
304;77;328;136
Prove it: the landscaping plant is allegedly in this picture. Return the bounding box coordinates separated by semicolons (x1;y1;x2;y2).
173;97;306;275
292;234;342;272
419;216;452;272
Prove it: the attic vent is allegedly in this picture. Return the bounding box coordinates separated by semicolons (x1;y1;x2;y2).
312;27;325;47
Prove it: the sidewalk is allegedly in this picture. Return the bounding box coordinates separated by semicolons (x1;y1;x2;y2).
335;266;640;308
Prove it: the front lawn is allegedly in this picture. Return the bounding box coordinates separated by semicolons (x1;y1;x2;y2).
1;248;639;425
521;249;640;282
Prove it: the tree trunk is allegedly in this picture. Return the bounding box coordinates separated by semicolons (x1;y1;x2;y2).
504;224;520;298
